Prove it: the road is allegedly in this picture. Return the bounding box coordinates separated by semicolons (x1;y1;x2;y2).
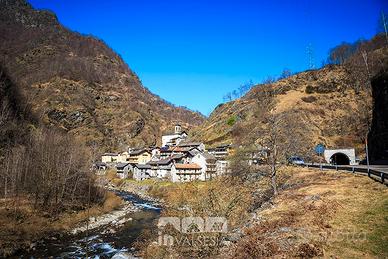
338;164;388;173
305;163;388;184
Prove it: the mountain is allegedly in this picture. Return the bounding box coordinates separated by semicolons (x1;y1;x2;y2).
191;37;388;158
0;0;205;151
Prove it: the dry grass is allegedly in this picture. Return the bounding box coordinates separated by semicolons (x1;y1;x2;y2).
106;169;125;187
231;167;388;258
140;178;254;258
191;65;371;152
138;167;387;258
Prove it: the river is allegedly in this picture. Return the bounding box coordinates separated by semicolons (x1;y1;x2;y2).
17;191;161;259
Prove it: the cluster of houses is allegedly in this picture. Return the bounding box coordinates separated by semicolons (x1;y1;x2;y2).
97;124;232;183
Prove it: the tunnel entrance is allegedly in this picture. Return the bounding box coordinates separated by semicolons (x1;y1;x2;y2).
330;153;350;165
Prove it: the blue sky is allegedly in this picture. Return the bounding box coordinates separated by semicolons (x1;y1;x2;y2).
29;0;387;116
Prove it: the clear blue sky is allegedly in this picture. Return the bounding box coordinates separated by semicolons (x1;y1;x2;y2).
29;0;387;116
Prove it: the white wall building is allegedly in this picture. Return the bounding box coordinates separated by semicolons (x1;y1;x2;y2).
191;152;217;180
162;124;188;147
101;153;119;163
117;151;129;163
171;163;203;182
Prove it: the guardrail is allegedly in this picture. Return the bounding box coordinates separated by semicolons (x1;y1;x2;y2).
304;163;388;185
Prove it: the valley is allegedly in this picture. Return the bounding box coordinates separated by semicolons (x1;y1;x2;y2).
0;0;387;258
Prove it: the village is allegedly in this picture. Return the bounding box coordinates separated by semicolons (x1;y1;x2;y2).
96;124;232;182
96;123;362;183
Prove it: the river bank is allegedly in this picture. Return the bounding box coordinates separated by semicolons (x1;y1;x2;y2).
0;191;123;257
13;190;161;258
0;178;163;258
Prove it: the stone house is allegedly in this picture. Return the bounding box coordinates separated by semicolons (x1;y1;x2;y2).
207;144;234;160
148;158;172;179
116;162;132;179
133;164;152;181
216;160;229;175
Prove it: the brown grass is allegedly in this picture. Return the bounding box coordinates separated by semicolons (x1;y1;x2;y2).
106;169;125;187
140;179;255;258
231;167;388;258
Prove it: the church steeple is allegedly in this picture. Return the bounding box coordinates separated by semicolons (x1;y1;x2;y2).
174;124;182;134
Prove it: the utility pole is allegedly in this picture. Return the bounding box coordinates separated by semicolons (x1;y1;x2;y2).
306;43;315;70
382;11;388;45
365;137;370;175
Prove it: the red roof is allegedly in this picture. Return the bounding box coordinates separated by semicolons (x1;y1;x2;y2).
174;163;201;170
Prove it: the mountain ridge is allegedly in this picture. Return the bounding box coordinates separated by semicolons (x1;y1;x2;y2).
0;0;205;151
191;39;388;159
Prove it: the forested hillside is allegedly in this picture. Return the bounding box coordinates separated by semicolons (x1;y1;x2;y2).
0;0;205;151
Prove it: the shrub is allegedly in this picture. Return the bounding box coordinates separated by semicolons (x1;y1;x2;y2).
227;115;237;126
103;192;123;212
305;85;315;94
301;96;317;103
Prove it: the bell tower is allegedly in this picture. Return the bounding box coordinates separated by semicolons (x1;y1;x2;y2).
174;124;182;134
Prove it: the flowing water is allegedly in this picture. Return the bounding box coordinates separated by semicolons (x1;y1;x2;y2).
17;191;161;258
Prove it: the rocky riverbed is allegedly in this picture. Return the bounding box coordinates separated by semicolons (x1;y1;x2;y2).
17;191;161;258
71;201;138;235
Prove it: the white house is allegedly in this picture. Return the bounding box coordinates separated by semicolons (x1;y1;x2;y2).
117;151;129;163
171;163;203;182
116;162;132;179
191;152;217;180
207;144;233;160
101;153;119;163
162;124;188;147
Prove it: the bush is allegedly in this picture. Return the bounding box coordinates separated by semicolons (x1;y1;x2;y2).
305;85;315;94
301;96;317;103
305;83;338;94
227;115;237;126
103;192;123;212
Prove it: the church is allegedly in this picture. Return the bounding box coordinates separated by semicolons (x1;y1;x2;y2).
161;124;188;147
